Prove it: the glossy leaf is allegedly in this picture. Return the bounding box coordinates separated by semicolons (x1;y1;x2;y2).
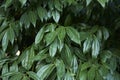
52;11;60;23
2;31;8;51
66;27;80;44
45;31;57;45
55;59;65;80
37;64;55;80
35;27;45;44
87;66;96;80
49;39;58;57
92;37;100;58
27;71;39;80
83;37;92;53
19;0;27;6
28;11;37;27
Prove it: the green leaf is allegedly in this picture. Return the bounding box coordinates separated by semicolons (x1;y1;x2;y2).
5;0;12;9
64;14;72;26
49;39;58;57
78;70;87;80
66;27;80;44
19;0;27;6
71;56;78;74
27;71;39;80
2;31;8;51
100;50;112;63
22;76;30;80
102;27;109;40
33;48;48;61
97;0;108;7
99;65;109;78
45;23;57;32
45;31;57;45
62;45;73;67
10;61;18;72
52;11;60;23
92;37;100;58
55;59;65;80
81;61;91;71
2;63;8;80
37;64;55;80
54;0;63;11
83;37;92;53
22;47;35;70
10;73;23;80
28;11;37;27
20;13;30;28
87;66;96;80
86;0;92;6
35;27;45;44
57;27;66;42
64;71;75;80
8;27;15;44
37;6;47;22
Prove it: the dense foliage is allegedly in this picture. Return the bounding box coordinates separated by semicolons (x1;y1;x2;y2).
0;0;120;80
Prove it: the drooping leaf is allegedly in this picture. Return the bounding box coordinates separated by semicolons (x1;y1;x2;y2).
10;61;18;72
92;37;100;58
9;73;23;80
45;31;57;45
37;64;55;80
71;56;78;74
81;61;91;71
78;70;87;80
52;11;60;23
83;37;92;53
33;48;48;61
86;0;92;6
8;27;15;44
37;6;47;22
97;0;108;7
55;59;65;80
66;27;80;44
64;71;75;80
28;11;37;27
19;0;27;6
49;39;58;57
2;31;8;51
27;71;40;80
102;27;109;40
22;47;35;70
2;63;8;80
87;66;96;80
35;27;45;44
